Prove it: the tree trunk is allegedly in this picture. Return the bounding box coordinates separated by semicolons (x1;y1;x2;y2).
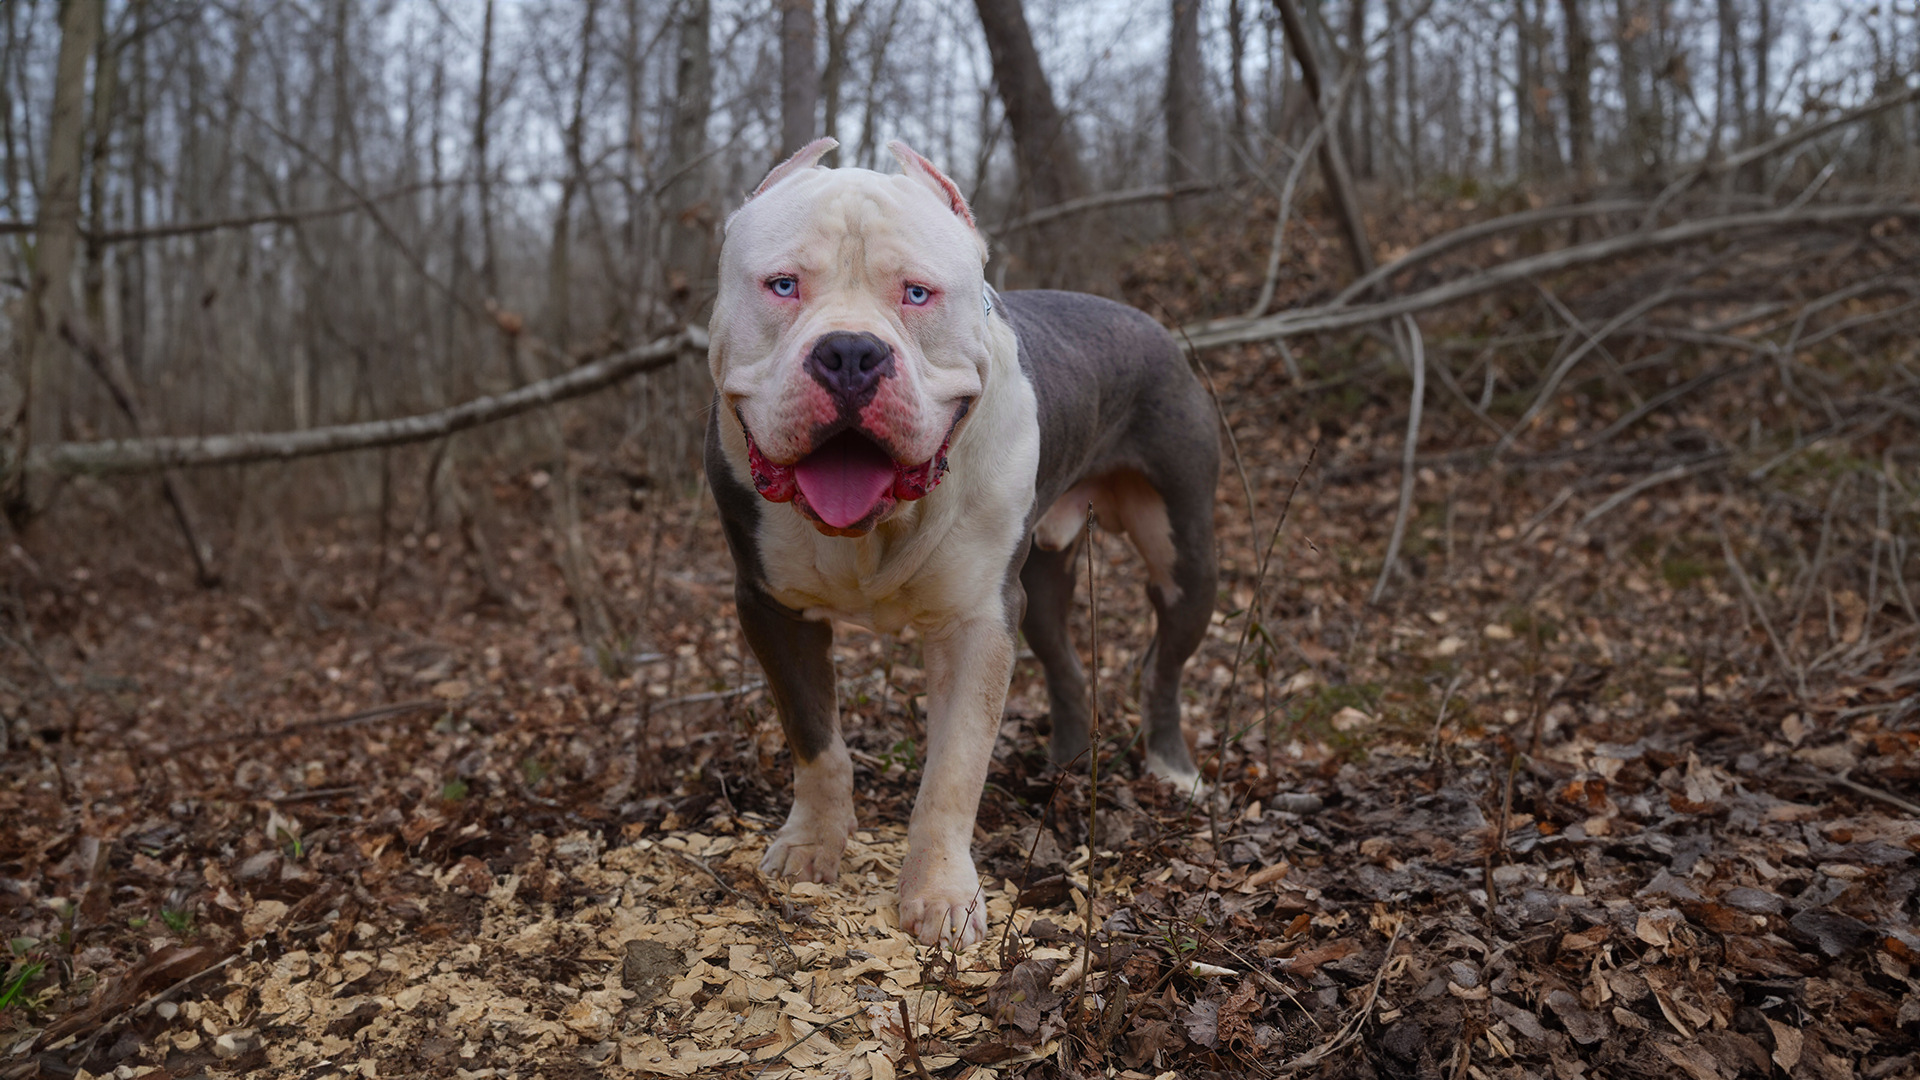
1402;3;1419;187
1228;0;1250;160
1511;0;1533;177
854;0;906;168
779;0;818;157
83;1;114;332
1614;0;1651;178
1167;0;1205;186
1560;0;1594;190
1273;0;1376;280
1385;0;1402;188
546;0;599;354
650;0;715;491
973;0;1087;211
973;0;1089;287
663;0;714;318
1753;0;1771;146
1717;0;1748;152
8;0;100;516
821;0;848;142
474;0;499;300
1348;0;1372;180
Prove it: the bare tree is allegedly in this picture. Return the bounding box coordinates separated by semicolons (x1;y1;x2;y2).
1274;0;1375;280
1561;0;1595;192
1167;0;1205;186
7;0;99;518
780;0;818;158
973;0;1087;213
546;0;600;354
662;0;714;318
1228;0;1251;159
973;0;1090;286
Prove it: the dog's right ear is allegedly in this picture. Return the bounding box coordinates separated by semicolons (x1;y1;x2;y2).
747;138;839;201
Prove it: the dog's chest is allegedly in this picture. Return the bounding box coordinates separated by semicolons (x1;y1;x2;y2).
750;514;925;631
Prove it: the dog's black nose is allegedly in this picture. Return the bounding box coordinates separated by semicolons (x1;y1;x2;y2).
804;331;894;404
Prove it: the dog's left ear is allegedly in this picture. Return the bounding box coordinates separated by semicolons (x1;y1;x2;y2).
748;137;839;201
889;141;976;229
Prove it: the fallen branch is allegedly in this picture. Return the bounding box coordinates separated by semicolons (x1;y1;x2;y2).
0;180;479;242
1332;199;1645;306
986;180;1216;236
1643;84;1920;227
25;328;706;476
1183;202;1920;350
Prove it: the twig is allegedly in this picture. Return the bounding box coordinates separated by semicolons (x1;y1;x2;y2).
1076;505;1102;1017
1333;200;1645;307
67;951;246;1060
899;999;934;1080
1641;84;1920;228
1791;770;1920;818
748;1009;866;1078
1716;518;1807;700
1371;315;1427;604
1245;65;1357;319
165;699;441;752
1211;448;1318;783
28;328;705;476
57;317;220;585
649;680;766;710
987;180;1216;236
1493;286;1679;459
1585;359;1766;449
664;846;797;966
0;179;484;242
1576;456;1728;530
1272;923;1404;1075
1426;673;1465;763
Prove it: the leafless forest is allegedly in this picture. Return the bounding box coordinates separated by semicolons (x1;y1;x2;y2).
3;0;1919;1077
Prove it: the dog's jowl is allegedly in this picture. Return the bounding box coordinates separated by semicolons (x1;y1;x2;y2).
704;138;1219;948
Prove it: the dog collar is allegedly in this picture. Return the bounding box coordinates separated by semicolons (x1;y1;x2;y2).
982;285;998;319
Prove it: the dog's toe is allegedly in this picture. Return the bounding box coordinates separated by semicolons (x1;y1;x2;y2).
760;826;849;883
899;861;987;950
1144;755;1207;800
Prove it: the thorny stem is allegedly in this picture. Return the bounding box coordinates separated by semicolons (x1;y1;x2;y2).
1076;505;1100;1019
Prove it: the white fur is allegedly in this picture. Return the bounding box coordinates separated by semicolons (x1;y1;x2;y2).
710;150;1036;949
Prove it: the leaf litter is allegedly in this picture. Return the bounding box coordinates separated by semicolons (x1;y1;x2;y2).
3;195;1919;1078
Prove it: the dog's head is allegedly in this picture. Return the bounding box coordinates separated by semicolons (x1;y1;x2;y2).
710;138;993;537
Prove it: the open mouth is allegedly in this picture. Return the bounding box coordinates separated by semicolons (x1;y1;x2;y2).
794;429;899;529
742;404;968;532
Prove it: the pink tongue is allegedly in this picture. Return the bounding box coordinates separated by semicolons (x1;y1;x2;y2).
793;431;898;528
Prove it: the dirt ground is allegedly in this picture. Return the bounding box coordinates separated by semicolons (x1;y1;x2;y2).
4;202;1919;1079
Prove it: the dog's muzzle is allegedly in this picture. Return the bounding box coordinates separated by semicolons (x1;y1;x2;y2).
743;400;970;532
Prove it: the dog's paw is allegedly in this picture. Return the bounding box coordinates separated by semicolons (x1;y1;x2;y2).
899;860;988;950
1144;752;1207;800
760;818;851;883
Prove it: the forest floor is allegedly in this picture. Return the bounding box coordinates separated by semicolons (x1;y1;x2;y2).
3;196;1919;1080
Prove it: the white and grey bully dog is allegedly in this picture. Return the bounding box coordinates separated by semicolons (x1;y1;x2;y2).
704;138;1218;948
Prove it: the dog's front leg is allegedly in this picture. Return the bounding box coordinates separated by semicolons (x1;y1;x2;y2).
737;586;855;884
898;615;1012;948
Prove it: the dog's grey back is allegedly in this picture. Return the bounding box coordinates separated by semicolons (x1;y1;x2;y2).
999;290;1218;514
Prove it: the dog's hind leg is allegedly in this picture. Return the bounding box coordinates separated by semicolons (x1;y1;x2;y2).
1019;539;1092;770
1112;471;1215;793
736;585;855;883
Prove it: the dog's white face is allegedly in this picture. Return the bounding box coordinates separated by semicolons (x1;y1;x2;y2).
710;140;993;536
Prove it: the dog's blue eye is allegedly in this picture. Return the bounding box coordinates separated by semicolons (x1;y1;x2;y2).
768;276;798;298
904;284;931;306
